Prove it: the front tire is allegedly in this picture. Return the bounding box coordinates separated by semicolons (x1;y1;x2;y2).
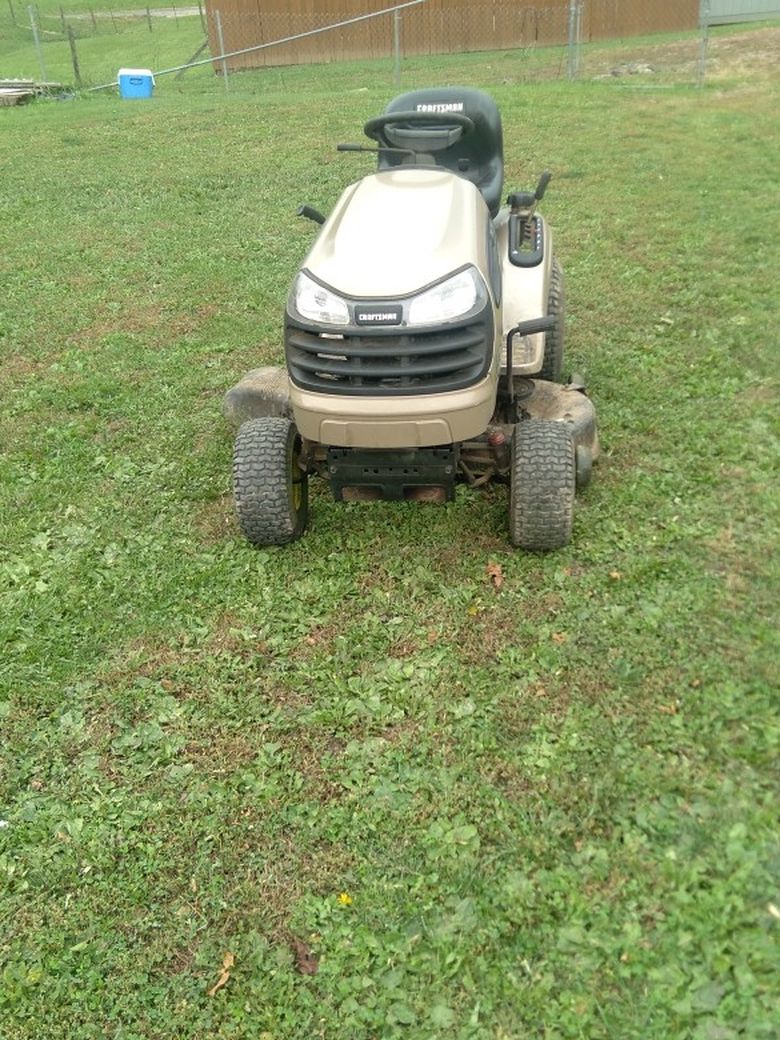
233;417;308;546
509;420;575;551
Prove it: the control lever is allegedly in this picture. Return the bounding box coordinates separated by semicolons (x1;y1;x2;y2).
297;205;326;226
507;171;552;213
534;170;552;201
337;143;416;159
507;170;553;268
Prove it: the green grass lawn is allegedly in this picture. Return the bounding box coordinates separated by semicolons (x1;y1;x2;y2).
1;28;778;1040
1;6;208;88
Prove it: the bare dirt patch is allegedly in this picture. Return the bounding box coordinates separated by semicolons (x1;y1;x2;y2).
705;25;780;80
1;354;48;382
70;302;219;349
586;25;780;84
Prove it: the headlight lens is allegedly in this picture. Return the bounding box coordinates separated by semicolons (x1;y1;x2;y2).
408;268;480;326
294;272;349;325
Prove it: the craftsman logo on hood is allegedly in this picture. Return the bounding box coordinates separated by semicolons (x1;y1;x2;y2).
415;102;465;113
355;305;403;326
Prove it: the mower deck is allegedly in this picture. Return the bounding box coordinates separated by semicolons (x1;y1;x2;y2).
223;365;598;464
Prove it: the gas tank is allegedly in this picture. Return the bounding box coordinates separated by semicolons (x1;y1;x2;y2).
303;168;492;298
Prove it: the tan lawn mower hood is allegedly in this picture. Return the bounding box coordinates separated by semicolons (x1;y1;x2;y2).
302;167;491;299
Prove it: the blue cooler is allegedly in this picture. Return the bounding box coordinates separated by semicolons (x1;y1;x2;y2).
118;68;154;99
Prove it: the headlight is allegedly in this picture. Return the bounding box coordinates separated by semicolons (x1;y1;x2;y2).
294;272;349;325
408;268;480;326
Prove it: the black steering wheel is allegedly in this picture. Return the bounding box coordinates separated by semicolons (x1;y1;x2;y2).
363;110;475;152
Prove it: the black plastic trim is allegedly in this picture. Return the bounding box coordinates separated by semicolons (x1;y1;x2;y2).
509;214;544;268
286;303;493;397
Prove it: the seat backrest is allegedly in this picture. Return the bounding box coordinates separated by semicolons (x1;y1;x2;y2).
377;87;504;218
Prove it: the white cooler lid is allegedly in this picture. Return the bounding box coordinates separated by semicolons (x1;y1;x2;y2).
117;68;155;82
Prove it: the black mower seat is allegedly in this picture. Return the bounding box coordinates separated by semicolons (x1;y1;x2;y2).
377;87;504;218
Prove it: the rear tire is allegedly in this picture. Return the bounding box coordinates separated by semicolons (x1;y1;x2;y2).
233;417;308;546
510;420;575;551
538;258;565;382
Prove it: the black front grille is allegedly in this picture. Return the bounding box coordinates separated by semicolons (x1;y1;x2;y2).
285;311;492;397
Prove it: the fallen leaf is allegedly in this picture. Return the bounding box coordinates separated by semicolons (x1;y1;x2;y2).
552;632;567;644
486;562;504;590
289;935;319;975
207;951;235;997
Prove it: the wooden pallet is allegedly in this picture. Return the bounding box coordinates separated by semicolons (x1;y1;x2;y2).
0;80;64;105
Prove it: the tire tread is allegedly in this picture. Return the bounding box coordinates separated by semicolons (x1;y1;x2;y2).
233;417;308;545
510;420;575;550
539;257;565;382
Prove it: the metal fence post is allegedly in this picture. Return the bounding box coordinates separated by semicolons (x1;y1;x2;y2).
567;0;577;80
28;5;48;82
393;8;401;87
215;10;230;92
698;0;710;87
68;25;82;87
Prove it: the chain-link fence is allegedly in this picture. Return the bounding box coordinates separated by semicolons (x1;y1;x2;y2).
0;0;761;96
200;0;713;89
2;2;209;89
202;0;699;70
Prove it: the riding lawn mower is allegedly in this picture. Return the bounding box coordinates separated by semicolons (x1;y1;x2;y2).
223;86;598;551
